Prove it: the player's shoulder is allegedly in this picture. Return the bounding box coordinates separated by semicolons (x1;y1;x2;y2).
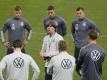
72;19;78;24
80;44;89;52
20;17;28;22
44;16;50;21
43;34;49;40
22;53;32;58
69;54;75;60
64;52;75;60
85;18;95;24
96;44;105;52
56;16;65;21
2;53;13;61
4;17;14;24
55;33;63;40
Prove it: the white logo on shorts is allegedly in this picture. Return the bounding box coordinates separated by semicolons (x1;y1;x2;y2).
91;50;100;61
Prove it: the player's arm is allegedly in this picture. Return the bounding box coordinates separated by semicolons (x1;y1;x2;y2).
24;20;32;41
1;22;10;48
89;21;100;37
1;22;9;43
30;56;40;80
71;22;75;42
61;18;67;36
0;57;7;80
40;37;46;57
23;21;32;47
47;57;54;75
43;18;47;32
76;48;85;76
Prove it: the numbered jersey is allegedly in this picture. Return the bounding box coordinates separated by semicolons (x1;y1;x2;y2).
0;51;40;80
47;51;75;80
78;44;105;80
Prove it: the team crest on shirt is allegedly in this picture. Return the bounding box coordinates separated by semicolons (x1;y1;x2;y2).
91;50;100;61
75;24;79;30
82;22;86;26
13;57;24;68
54;21;58;26
61;59;72;69
11;24;15;30
20;22;24;27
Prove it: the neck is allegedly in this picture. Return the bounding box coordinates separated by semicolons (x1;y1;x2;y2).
89;40;96;45
14;48;21;52
49;32;55;37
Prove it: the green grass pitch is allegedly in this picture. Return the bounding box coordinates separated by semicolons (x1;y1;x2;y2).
0;0;107;80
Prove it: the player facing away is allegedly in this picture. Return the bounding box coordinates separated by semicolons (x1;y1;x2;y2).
71;6;100;63
40;21;63;80
43;5;67;37
0;40;40;80
47;40;75;80
76;30;105;80
1;5;32;54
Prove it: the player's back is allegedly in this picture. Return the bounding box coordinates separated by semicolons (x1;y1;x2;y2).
3;51;33;80
80;44;105;80
52;51;75;80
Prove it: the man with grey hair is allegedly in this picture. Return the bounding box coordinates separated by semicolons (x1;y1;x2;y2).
40;21;63;80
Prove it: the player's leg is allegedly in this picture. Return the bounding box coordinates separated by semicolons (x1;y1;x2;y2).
45;67;52;80
74;46;81;64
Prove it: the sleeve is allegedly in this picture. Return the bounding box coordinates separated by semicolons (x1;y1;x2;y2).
1;22;9;43
41;37;46;51
30;56;40;80
24;20;32;41
101;49;105;62
61;18;67;36
43;18;47;32
47;57;54;75
71;22;75;42
0;57;7;80
76;48;85;76
89;21;100;33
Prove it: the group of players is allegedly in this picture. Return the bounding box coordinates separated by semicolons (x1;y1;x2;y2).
0;5;105;80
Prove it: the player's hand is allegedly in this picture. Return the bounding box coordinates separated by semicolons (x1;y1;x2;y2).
3;42;10;48
40;52;44;57
40;50;46;57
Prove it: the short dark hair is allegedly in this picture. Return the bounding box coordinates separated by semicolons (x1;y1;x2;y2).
76;6;84;11
48;5;55;10
88;30;98;40
47;21;57;31
14;5;21;11
13;40;22;48
58;40;67;52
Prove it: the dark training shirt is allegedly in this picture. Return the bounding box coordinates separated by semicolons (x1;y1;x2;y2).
44;16;67;37
76;44;105;80
71;18;100;48
1;17;32;45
